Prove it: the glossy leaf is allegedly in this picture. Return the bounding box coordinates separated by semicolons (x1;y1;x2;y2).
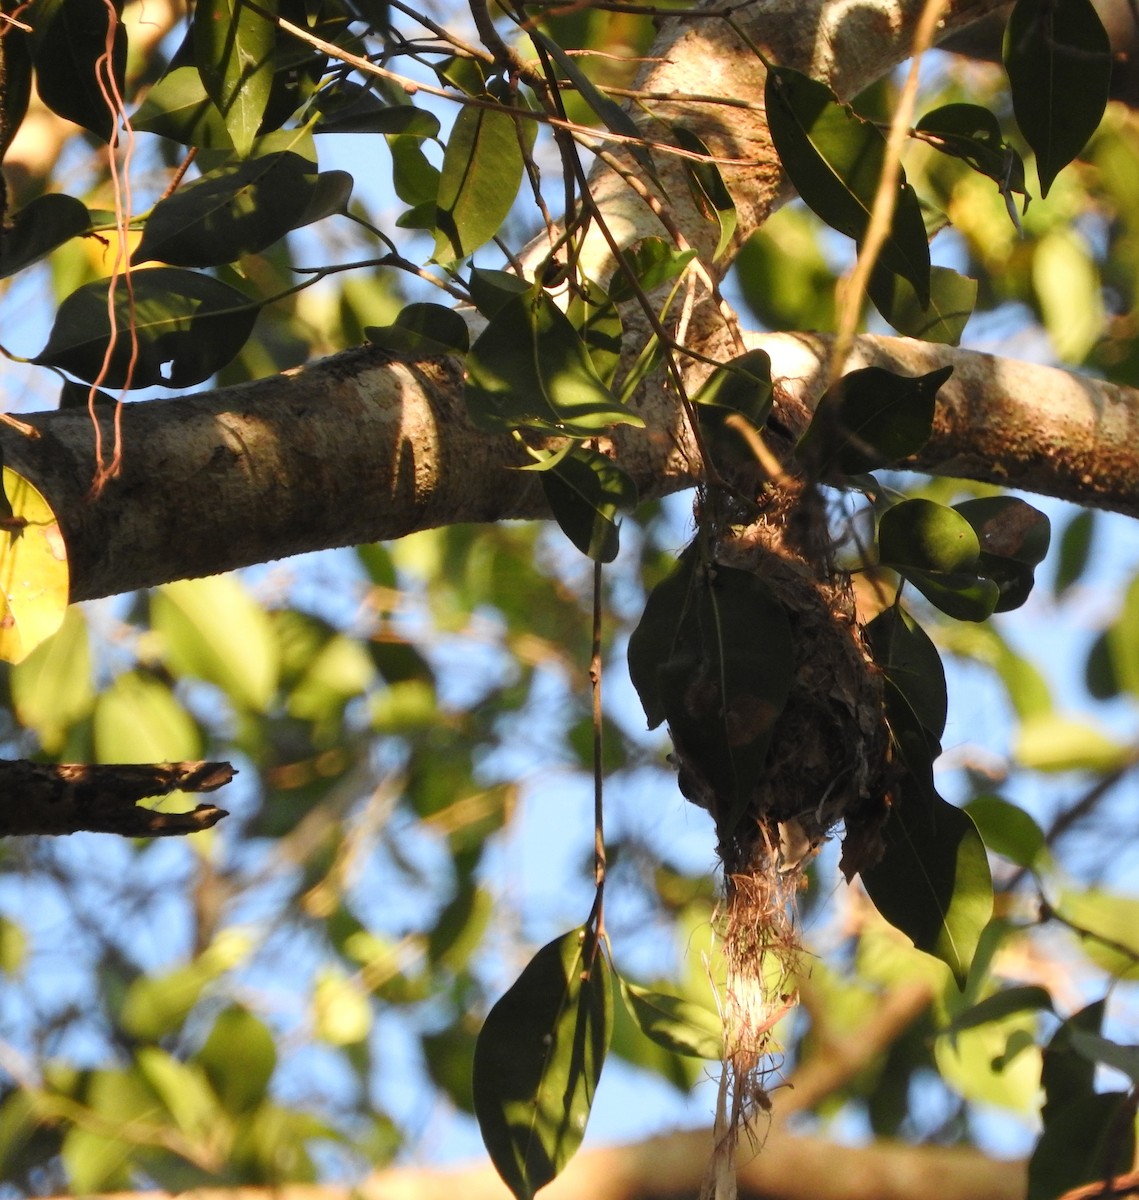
473;929;612;1200
532;445;638;563
864;606;947;740
366;303;471;357
941;985;1054;1035
861;771;993;988
620;979;722;1059
35;268;260;388
878;498;980;575
914;103;1029;206
0;469;69;665
1005;0;1111;196
389;134;441;207
671;125;737;261
566;285;623;388
315;85;441;136
194;0;279;156
867;263;977;345
903;569;1001;622
134;152;319;267
131;65;235;150
434;97;532;261
27;0;126;142
468;267;533;319
0;194;91;278
465;289;644;436
607;238;696;303
799;366;950;476
692;350;773;429
765;64;930;304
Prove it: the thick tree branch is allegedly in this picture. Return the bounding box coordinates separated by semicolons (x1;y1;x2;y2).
0;760;233;837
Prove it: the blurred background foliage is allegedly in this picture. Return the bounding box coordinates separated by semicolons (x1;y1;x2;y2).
2;0;1139;1195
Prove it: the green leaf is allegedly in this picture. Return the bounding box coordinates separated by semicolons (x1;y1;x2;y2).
131;65;235;150
860;782;992;988
194;0;279;156
0;22;32;159
879;498;981;574
1005;0;1111;196
628;549;700;729
433;96;532;262
27;0;126;142
765;64;930;304
468;267;533;319
151;576;279;713
1108;574;1139;697
35;268;260;388
966;794;1050;871
941;985;1054;1035
533;445;637;563
798;366;950;476
1041;1000;1103;1120
197;1006;277;1115
670;126;737;261
1054;509;1095;597
692;350;773;429
366;302;471;357
864;606;947;740
607;238;696;304
473;929;612;1200
901;569;1001;622
867;263;977;345
389;134;440;207
93;670;201;763
1029;1092;1134;1200
314;85;441;136
914;103;1029;206
464;288;644;436
0;194;91;278
1014;712;1132;772
566;285;622;388
619;979;723;1059
1053;890;1139;979
135;152;319;267
1068;1031;1139;1085
10;607;93;755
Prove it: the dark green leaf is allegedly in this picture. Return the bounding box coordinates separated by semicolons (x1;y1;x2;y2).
861;765;993;987
315;84;441;136
464;289;644;436
670;126;737;261
1029;1092;1133;1200
27;0;126;142
134;152;318;267
798;366;950;476
35;268;259;388
1005;0;1111;196
1068;1030;1139;1084
619;979;722;1059
0;194;91;278
692;350;773;428
433;98;532;262
914;103;1029;205
529;29;659;186
868;263;977;345
903;568;1001;622
1054;509;1095;597
864;606;947;740
941;985;1054;1035
194;0;279;156
533;445;637;562
607;238;696;304
366;302;471;357
297;170;354;227
473;929;612;1200
468;267;533;319
765;64;930;304
1042;999;1104;1121
131;65;234;150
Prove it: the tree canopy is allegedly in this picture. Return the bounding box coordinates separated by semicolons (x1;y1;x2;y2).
2;1;1139;1198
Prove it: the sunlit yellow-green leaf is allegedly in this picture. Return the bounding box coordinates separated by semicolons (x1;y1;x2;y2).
313;970;373;1045
1013;712;1132;772
10;605;92;752
0;468;68;665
